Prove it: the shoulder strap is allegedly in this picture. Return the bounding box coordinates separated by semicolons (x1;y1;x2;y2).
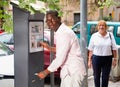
109;32;112;40
109;32;113;50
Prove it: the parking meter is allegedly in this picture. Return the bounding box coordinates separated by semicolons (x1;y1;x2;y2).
11;2;44;87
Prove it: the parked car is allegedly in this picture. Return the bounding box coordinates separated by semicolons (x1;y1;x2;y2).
0;32;14;50
0;29;5;34
0;42;14;77
72;21;120;45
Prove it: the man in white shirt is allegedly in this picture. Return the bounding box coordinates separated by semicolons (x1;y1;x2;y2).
37;10;87;87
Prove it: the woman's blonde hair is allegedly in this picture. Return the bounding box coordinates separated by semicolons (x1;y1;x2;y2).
96;20;108;30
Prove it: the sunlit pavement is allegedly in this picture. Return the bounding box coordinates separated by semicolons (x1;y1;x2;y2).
0;77;60;87
88;68;120;87
0;69;120;87
88;76;120;87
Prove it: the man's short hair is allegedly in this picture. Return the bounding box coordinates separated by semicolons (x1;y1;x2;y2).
46;10;59;18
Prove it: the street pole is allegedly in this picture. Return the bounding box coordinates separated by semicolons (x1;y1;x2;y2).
50;30;55;87
80;0;88;87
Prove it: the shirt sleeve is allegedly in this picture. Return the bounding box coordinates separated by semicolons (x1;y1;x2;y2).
48;33;72;72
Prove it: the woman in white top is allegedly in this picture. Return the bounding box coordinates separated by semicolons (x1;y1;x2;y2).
88;20;117;87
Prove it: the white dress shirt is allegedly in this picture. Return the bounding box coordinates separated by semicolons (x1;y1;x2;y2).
88;32;117;56
47;23;86;79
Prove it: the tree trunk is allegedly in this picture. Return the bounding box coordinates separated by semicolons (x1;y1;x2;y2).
99;8;103;20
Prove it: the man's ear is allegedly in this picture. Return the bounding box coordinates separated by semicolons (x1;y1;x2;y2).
58;17;61;22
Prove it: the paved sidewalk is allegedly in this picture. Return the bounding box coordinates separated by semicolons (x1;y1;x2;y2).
1;69;119;87
88;69;120;87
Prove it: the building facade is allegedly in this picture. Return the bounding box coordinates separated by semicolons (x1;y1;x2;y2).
60;0;120;26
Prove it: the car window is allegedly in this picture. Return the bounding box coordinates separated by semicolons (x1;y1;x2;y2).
10;36;14;44
90;25;97;35
73;24;80;34
0;43;13;56
107;26;114;33
44;37;50;45
0;33;14;44
117;26;120;37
